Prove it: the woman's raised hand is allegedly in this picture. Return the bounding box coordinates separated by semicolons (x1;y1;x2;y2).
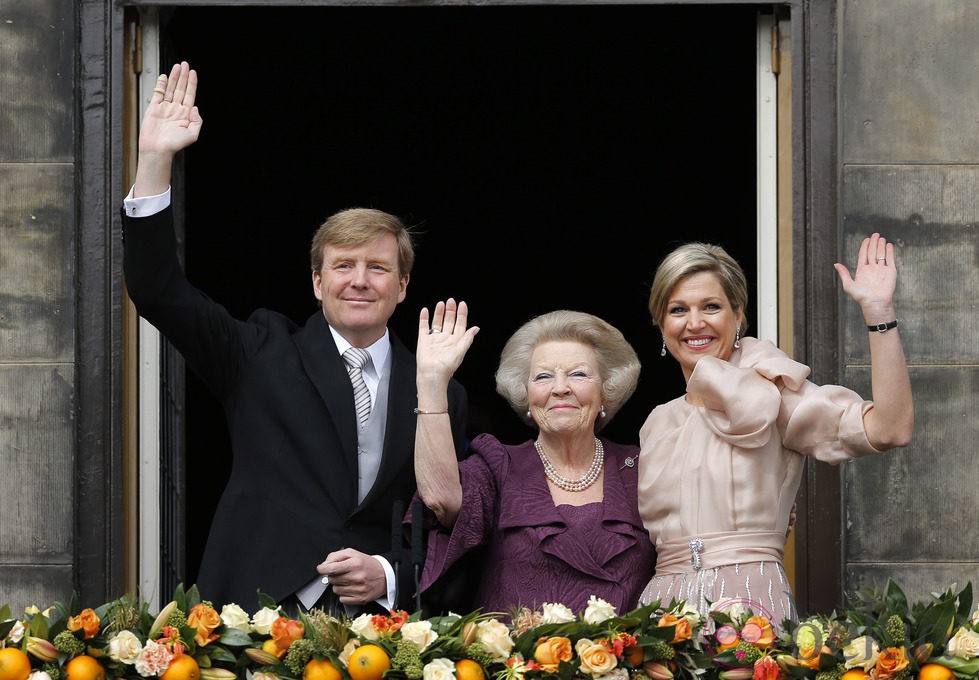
416;298;480;383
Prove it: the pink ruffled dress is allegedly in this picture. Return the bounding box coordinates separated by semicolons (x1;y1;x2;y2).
636;337;881;628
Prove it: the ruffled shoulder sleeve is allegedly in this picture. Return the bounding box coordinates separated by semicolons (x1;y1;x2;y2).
686;338;810;448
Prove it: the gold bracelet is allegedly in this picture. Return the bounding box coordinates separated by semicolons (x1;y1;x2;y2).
414;408;449;415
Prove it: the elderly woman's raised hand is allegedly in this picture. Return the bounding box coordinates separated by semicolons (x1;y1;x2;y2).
416;298;480;385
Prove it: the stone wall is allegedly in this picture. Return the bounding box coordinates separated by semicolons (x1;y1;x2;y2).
0;0;77;610
839;0;979;604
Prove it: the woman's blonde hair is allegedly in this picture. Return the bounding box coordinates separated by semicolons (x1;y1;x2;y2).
647;242;749;334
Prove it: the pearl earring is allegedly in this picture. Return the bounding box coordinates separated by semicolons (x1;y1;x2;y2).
734;327;741;349
600;405;607;419
526;410;531;418
660;339;667;357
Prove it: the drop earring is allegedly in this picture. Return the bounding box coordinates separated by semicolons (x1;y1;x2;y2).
734;326;741;349
600;405;607;419
660;339;667;357
526;410;531;418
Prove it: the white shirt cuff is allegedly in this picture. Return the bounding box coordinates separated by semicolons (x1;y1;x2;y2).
123;185;171;217
373;554;396;611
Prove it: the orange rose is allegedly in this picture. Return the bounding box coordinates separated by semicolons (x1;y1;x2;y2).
741;616;775;649
270;616;305;652
871;647;909;680
657;613;692;644
534;637;573;672
187;603;222;647
752;656;780;680
67;608;101;639
575;639;617;676
796;645;831;670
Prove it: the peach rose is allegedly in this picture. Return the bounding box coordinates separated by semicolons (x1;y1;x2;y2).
657;613;692;644
270;616;305;652
67;608;101;639
575;639;617;676
188;603;222;647
534;637;573;672
871;646;908;679
741;617;775;649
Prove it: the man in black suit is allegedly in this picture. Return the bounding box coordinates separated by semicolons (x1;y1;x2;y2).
122;62;468;614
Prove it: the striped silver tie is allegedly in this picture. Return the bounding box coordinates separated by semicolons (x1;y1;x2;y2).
343;347;372;425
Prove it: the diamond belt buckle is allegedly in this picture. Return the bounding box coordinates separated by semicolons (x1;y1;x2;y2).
688;538;705;571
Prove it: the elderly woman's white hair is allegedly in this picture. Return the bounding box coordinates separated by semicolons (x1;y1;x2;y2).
494;310;640;432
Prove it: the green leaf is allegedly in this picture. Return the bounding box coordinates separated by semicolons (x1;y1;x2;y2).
219;627;254;647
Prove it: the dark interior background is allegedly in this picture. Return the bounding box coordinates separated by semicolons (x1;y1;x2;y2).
160;3;761;586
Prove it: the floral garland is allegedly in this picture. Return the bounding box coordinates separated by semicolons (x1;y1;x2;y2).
1;580;977;680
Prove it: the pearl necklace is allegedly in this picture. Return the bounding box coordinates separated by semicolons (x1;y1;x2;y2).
534;437;605;492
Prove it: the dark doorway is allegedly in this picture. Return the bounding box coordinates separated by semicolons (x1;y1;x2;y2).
159;3;761;587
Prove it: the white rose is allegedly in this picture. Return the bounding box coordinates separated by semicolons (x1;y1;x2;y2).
475;619;514;662
400;621;438;652
842;635;880;670
540;603;576;624
7;621;26;644
669;601;702;627
28;672;53;680
422;658;456;680
947;626;979;659
971;609;979;626
714;600;749;623
250;607;281;635
220;603;251;632
349;613;380;641
107;630;144;664
583;596;617;625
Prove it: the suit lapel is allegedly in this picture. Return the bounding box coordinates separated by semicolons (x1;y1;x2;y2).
293;312;360;476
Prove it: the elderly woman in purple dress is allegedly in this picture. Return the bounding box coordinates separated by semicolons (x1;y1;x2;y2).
411;300;655;616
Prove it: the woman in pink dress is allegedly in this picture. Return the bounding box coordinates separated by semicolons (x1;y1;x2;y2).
636;234;913;629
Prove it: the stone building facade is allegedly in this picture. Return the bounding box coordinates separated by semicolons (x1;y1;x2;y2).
1;0;976;615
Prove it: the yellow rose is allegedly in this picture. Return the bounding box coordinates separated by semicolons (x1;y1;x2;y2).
575;639;617;676
534;637;573;672
188;603;222;647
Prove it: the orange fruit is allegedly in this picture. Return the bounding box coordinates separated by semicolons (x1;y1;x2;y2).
623;646;645;667
0;648;32;680
65;655;106;680
840;670;871;680
161;654;200;680
261;639;287;660
455;659;485;680
917;664;955;680
346;644;390;680
304;658;343;680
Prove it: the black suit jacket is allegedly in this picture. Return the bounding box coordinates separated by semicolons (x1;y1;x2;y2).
122;206;468;612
